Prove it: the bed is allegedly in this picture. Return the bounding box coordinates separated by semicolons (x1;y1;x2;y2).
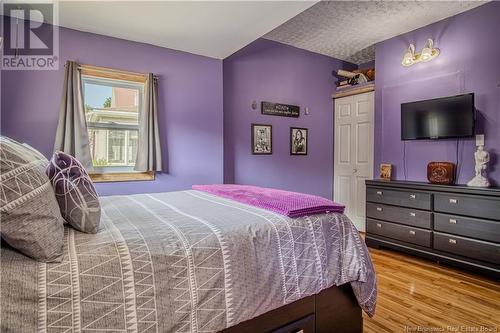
1;189;377;333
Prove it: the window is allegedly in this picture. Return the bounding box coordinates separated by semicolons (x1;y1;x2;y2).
81;66;154;182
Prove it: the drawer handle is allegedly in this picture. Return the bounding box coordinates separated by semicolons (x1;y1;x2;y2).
409;230;416;235
376;191;383;195
449;239;457;244
409;194;416;199
449;219;457;224
376;207;383;212
409;212;416;217
376;223;382;228
449;198;458;204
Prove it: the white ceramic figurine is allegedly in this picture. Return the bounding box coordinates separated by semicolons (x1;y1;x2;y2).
467;144;490;188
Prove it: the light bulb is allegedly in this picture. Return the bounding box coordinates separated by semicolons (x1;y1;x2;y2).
420;39;439;62
402;44;416;67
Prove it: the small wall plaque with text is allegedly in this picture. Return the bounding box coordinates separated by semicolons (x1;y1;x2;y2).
261;101;300;118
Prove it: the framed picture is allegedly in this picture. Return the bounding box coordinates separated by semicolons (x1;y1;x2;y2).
380;163;392;180
251;124;272;154
290;127;308;155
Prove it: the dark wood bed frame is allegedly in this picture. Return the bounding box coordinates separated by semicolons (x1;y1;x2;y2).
220;284;362;333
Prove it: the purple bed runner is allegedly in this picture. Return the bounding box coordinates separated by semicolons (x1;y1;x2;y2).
192;184;345;217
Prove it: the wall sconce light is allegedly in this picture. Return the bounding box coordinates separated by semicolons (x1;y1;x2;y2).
402;38;440;67
402;44;416;67
420;38;440;62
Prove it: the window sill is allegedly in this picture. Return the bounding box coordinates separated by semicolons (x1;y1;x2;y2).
89;171;155;183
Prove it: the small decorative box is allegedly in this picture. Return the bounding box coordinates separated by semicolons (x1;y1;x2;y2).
427;162;456;185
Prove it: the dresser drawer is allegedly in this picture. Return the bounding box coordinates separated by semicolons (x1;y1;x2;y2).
367;219;432;247
366;187;431;210
434;193;500;221
434;232;500;265
435;213;500;243
271;314;314;333
366;202;432;229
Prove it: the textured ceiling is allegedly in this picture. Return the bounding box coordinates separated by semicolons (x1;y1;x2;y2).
264;1;487;64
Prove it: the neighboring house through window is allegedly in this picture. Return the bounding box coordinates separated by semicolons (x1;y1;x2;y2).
83;76;143;172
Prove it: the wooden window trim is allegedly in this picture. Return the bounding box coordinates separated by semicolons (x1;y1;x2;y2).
80;64;148;83
90;171;155;183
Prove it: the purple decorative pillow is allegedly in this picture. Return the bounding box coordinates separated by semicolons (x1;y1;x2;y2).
47;151;101;233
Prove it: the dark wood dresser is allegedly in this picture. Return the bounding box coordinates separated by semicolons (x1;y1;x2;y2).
365;180;500;278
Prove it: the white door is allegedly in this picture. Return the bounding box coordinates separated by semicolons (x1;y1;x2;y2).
334;92;374;231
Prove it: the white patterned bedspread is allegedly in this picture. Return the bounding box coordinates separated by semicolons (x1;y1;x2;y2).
1;190;377;332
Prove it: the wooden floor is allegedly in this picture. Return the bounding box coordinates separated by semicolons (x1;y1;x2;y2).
363;247;500;332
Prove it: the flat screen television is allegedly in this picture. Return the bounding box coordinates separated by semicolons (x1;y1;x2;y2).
401;93;475;140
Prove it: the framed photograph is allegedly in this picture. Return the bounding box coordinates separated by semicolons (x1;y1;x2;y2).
251;124;272;154
380;163;392;180
290;127;308;155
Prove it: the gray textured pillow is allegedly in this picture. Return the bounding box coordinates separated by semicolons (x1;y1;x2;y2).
0;137;64;262
46;151;101;233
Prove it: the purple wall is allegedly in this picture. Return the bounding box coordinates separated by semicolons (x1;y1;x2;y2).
223;39;355;199
375;2;500;186
1;25;224;196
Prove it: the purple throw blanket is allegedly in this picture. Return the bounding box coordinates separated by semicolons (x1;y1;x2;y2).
192;184;345;217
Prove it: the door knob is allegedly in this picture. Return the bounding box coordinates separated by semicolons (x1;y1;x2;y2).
353;168;358;173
